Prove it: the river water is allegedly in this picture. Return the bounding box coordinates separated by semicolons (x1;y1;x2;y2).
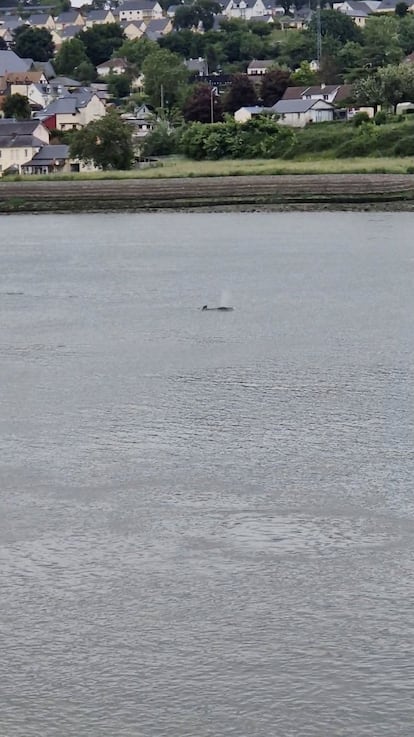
1;212;413;737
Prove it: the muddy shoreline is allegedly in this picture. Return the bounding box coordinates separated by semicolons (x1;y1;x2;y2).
2;174;414;213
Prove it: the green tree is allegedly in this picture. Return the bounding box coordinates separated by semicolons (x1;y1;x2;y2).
398;13;414;54
291;61;318;86
143;48;189;108
54;37;88;76
74;60;97;83
116;37;157;67
222;73;258;114
378;62;414;111
362;16;403;68
260;69;291;106
2;92;31;119
70;111;134;169
353;74;384;113
173;4;200;30
309;9;362;44
107;73;131;98
141;121;179;156
78;23;125;67
14;26;54;61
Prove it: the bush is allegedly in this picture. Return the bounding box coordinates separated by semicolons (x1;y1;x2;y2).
374;110;387;125
393;136;414;155
352;111;370;127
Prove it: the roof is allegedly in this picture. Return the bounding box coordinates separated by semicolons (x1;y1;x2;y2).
24;143;69;165
239;105;265;113
0;49;31;76
28;13;52;24
0;119;46;148
282;86;308;100
248;59;275;69
119;0;161;9
273;98;334;113
39;89;95;116
87;9;111;20
56;10;83;23
303;84;340;95
144;17;170;30
2;70;44;84
97;57;129;70
377;0;400;7
52;75;81;87
32;60;56;79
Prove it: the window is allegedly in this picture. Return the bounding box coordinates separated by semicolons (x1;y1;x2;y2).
25;149;28;157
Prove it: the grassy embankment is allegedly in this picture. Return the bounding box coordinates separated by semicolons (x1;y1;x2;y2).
2;119;414;182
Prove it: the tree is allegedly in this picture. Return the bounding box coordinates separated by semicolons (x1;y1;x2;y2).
362;16;403;68
378;62;414;111
116;37;157;67
70;111;134;170
107;73;131;98
74;60;97;83
309;9;362;44
54;37;88;76
353;74;384;114
260;69;291;106
2;93;31;119
142;48;189;109
222;73;257;113
14;27;54;61
141;121;179;156
78;23;125;67
291;61;318;86
183;83;223;123
173;5;200;30
395;1;408;16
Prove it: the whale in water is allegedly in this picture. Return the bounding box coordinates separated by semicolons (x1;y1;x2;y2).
202;305;234;311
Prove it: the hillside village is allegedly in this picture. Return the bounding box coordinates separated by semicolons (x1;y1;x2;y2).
1;0;414;174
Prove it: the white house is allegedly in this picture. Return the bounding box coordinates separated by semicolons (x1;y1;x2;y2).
118;0;164;23
35;90;106;131
234;105;267;122
247;59;276;75
223;0;267;20
273;98;335;126
0;118;50;176
97;58;130;76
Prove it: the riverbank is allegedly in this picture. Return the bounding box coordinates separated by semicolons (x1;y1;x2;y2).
2;173;414;213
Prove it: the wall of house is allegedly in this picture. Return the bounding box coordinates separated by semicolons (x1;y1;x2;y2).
79;96;106;126
0;144;41;176
278;109;333;127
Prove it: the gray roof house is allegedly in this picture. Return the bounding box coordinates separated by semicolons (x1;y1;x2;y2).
272;98;335;126
21;143;69;174
142;17;172;40
185;57;209;76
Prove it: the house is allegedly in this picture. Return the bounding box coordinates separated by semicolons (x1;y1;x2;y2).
375;0;413;10
272;98;335;126
185;57;209;77
0;27;13;48
0;50;32;77
223;0;267;20
333;0;378;26
247;59;276;75
27;13;56;30
21;143;70;174
35;89;106;131
54;10;85;31
97;58;130;76
0;118;50;176
120;20;145;39
118;0;164;22
141;17;172;40
249;13;274;23
282;84;353;105
121;103;155;143
234;105;268;122
85;9;116;27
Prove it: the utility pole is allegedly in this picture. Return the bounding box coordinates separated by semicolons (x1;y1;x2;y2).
316;0;322;70
160;83;164;110
210;86;215;124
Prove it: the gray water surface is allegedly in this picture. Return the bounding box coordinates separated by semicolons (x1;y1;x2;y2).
1;212;413;737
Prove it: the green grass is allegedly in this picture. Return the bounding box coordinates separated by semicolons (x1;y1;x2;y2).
3;155;414;183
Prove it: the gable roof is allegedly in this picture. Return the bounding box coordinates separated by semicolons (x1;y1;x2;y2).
96;57;129;71
2;70;44;84
303;84;340;96
60;24;82;38
0;49;31;76
248;59;275;69
87;9;113;20
55;10;83;23
119;0;161;9
0;118;47;148
273;98;334;113
28;13;52;25
32;60;56;79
